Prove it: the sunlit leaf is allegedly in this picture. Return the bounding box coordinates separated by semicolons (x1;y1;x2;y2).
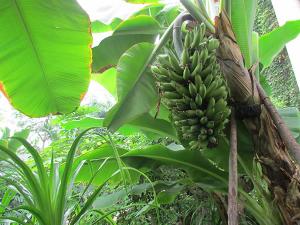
92;16;161;72
76;144;228;189
0;1;92;117
104;43;158;132
259;20;300;67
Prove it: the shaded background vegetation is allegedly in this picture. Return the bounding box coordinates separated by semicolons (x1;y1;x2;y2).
254;0;300;109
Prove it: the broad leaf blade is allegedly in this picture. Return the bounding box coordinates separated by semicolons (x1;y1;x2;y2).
104;43;158;132
75;144;228;189
259;20;300;67
104;20;174;132
0;1;92;117
92;16;161;72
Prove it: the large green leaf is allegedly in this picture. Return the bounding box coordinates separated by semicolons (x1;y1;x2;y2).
230;0;257;67
103;20;174;132
92;16;161;72
75;144;228;189
0;0;92;117
259;20;300;67
74;144;131;186
129;113;177;140
104;43;158;132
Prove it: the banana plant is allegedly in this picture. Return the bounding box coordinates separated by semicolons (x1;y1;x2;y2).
0;129;118;225
90;0;300;223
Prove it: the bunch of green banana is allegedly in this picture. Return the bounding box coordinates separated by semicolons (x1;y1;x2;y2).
151;23;231;150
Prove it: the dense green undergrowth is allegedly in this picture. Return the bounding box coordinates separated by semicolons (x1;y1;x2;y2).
254;0;300;108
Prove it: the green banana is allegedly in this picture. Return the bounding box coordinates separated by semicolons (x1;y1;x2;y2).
171;81;190;96
191;29;200;49
191;51;199;70
207;128;214;135
189;83;197;97
152;22;231;150
198;85;206;98
200;116;208;124
191;63;203;77
205;80;219;97
184;32;192;49
160;82;174;91
183;67;191;80
181;48;189;66
190;101;197;110
164;92;181;99
207;121;215;128
169;50;183;73
195;74;203;89
204;74;213;86
168;70;185;82
195;94;202;105
209;136;217;145
208;39;220;51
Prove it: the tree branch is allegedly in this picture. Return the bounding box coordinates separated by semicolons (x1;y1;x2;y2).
228;108;238;225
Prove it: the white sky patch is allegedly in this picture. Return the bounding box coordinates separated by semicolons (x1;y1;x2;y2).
77;0;145;23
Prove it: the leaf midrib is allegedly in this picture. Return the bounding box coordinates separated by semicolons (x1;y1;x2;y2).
13;0;57;112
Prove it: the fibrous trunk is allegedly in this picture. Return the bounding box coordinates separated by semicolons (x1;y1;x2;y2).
216;12;300;224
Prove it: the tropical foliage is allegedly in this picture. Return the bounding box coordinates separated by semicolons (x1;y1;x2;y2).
0;0;300;224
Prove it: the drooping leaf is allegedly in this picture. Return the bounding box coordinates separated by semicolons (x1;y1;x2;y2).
202;122;255;173
93;68;117;98
92;16;161;72
61;113;175;139
104;43;158;132
75;144;228;189
259;20;300;67
103;20;174;132
129;113;177;140
155;5;180;25
91;18;123;33
123;145;228;189
8;129;30;152
156;184;184;204
0;1;92;117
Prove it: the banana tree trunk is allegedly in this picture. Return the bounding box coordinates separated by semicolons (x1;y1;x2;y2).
215;12;300;225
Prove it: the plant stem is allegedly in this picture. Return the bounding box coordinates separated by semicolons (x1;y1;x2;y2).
195;0;214;24
180;0;215;33
173;12;194;58
228;108;238;225
255;79;300;164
